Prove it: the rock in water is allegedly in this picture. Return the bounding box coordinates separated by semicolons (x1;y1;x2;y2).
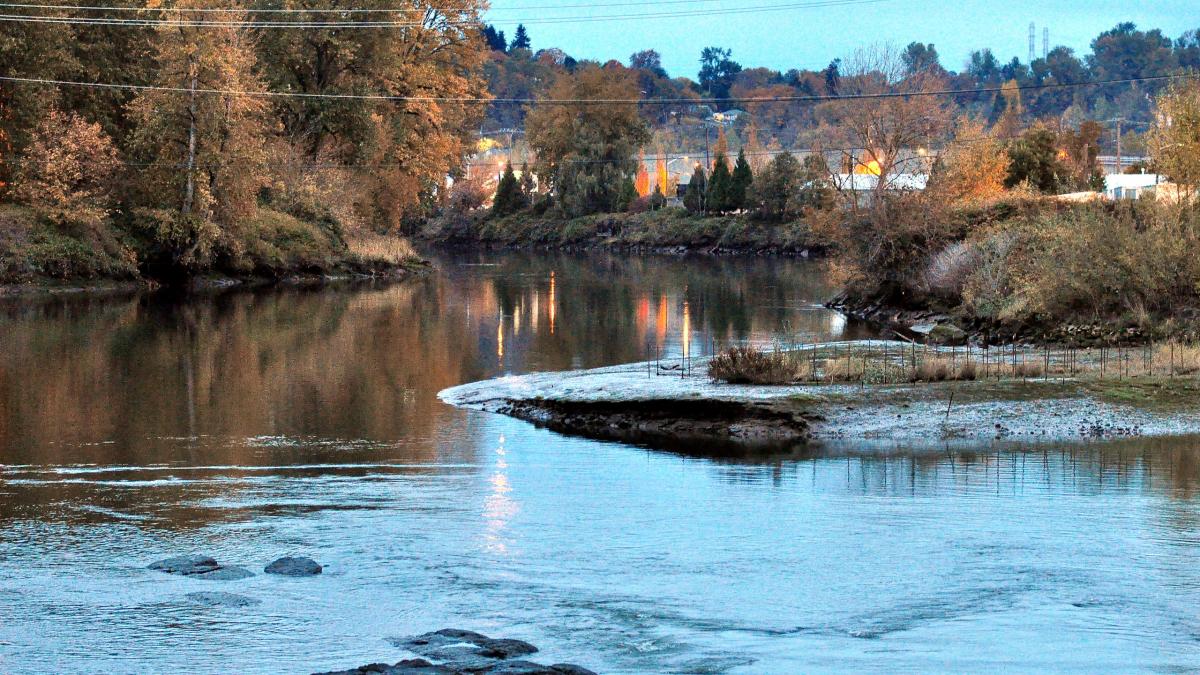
148;555;254;580
265;556;323;576
194;566;255;581
149;555;219;576
331;629;596;675
478;639;538;659
315;658;456;675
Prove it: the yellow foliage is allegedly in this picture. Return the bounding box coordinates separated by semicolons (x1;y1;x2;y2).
1152;79;1200;193
930;116;1012;204
655;150;670;195
635;151;652;197
12;109;119;227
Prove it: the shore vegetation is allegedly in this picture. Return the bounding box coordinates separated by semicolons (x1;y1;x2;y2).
1;0;488;284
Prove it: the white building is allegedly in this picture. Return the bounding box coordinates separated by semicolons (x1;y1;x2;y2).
1104;173;1162;200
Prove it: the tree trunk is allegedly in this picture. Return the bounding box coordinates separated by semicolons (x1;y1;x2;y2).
182;53;198;216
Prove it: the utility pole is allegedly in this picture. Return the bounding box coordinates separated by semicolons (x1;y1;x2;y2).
1115;118;1123;174
704;122;711;172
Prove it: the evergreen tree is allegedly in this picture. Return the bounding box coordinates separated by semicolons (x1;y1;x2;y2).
684;166;708;214
519;162;535;202
493;162;522;216
1005;127;1067;193
616;176;638;212
510;24;531;52
482;25;507;52
707;151;732;214
749;152;803;222
730;148;754;211
650;185;667;210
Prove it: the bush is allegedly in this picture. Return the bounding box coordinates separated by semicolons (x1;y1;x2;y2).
816;192;961;302
709;346;805;385
983;202;1200;322
11;109;120;229
0;205;138;282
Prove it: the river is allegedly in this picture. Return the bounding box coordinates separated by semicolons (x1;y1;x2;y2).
2;250;1200;673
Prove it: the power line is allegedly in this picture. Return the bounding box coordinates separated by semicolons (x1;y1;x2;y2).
0;133;1069;171
0;0;888;27
0;73;1190;106
0;0;783;13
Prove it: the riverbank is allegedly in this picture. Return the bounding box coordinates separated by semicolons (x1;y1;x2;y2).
440;342;1200;453
825;293;1196;347
420;208;823;256
0;204;429;292
822;198;1200;347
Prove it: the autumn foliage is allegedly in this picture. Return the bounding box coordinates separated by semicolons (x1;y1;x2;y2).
12;110;120;226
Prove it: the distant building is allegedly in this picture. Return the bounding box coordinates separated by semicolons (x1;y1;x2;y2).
831;173;927;198
1098;155;1151;175
1104;173;1162;200
711;109;748;126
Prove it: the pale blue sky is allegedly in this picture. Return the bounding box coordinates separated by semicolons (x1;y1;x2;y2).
483;0;1197;78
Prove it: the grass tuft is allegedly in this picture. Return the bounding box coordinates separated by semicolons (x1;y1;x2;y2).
709;346;806;385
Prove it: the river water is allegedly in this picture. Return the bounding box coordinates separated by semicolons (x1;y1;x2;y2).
3;250;1200;673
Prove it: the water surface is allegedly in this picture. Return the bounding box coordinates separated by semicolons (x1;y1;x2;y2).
2;250;1200;673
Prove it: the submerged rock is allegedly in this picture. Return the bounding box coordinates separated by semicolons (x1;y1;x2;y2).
265;556;323;576
148;555;254;581
325;630;595;675
184;591;262;607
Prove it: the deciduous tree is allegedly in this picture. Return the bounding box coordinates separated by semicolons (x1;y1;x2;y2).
127;0;270;268
1152;79;1200;193
699;47;742;100
929;117;1011;203
12;110;120;227
525;64;650;216
257;0;489;227
821;44;952;213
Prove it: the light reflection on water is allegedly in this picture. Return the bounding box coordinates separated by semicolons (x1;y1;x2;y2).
2;250;1200;673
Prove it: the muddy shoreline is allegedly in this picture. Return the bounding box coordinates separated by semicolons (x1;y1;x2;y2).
496;397;816;453
440;348;1200;454
0;263;431;299
423;237;823;259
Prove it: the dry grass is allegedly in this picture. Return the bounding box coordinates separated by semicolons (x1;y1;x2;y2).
347;234;419;265
708;342;1200;389
1151;341;1200;376
821;356;909;384
709;346;808;385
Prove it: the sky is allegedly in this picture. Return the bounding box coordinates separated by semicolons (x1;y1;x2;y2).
483;0;1198;79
